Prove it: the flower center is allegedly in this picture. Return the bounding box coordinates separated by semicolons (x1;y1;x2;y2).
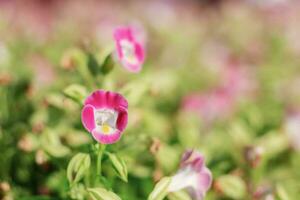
95;109;118;134
120;39;138;65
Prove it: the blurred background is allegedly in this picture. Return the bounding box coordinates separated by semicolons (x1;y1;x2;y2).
0;0;300;199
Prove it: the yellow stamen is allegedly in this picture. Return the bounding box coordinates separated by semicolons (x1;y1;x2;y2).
101;124;111;134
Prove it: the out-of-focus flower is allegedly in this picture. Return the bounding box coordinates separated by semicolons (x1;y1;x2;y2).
221;64;257;100
114;26;145;73
182;89;234;123
168;150;212;200
0;182;10;193
35;149;48;166
182;58;256;124
18;134;34;152
284;111;300;151
81;90;128;144
29;55;56;89
60;52;75;70
0;73;12;85
253;185;274;200
244;145;264;168
150;138;161;155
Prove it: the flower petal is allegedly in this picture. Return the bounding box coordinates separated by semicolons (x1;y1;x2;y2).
181;150;205;171
84;90;128;110
116;110;128;131
81;105;96;132
91;129;122;144
197;167;213;193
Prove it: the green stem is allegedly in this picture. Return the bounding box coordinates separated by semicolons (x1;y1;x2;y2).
96;144;106;178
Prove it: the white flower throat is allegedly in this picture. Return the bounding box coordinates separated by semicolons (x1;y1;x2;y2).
95;109;118;134
120;39;138;65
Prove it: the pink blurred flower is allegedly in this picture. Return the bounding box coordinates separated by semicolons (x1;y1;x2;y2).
182;59;256;124
285;111;300;151
221;64;256;100
114;26;145;73
182;89;234;123
81;90;128;144
168;150;212;200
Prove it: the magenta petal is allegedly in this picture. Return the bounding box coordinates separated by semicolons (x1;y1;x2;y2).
91;129;122;144
134;42;145;63
116;111;128;131
181;150;205;170
81;105;96;132
84;90;128;110
114;26;133;41
122;61;142;73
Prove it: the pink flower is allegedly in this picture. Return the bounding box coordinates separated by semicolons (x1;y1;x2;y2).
182;89;234;123
114;26;145;73
221;64;256;100
81;90;128;144
168;150;212;200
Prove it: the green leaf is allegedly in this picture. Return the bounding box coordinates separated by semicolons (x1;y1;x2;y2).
63;84;87;105
67;153;91;185
217;175;247;199
100;53;114;75
64;48;94;87
276;184;290;200
87;52;100;76
168;191;192;200
148;177;172;200
106;152;128;182
87;187;121;200
41;129;71;157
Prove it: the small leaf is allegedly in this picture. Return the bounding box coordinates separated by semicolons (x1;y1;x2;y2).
217;175;247;199
87;53;100;76
68;48;94;87
67;153;91;185
87;187;121;200
63;84;87;105
148;177;172;200
168;191;192;200
106;152;128;182
41;129;70;157
100;53;114;75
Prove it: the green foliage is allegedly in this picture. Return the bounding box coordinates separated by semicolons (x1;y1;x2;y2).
67;153;91;185
217;175;247;199
148;177;171;200
87;187;121;200
64;84;88;104
1;1;300;200
106;152;128;182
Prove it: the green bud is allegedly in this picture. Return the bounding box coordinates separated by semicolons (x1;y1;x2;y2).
87;187;121;200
